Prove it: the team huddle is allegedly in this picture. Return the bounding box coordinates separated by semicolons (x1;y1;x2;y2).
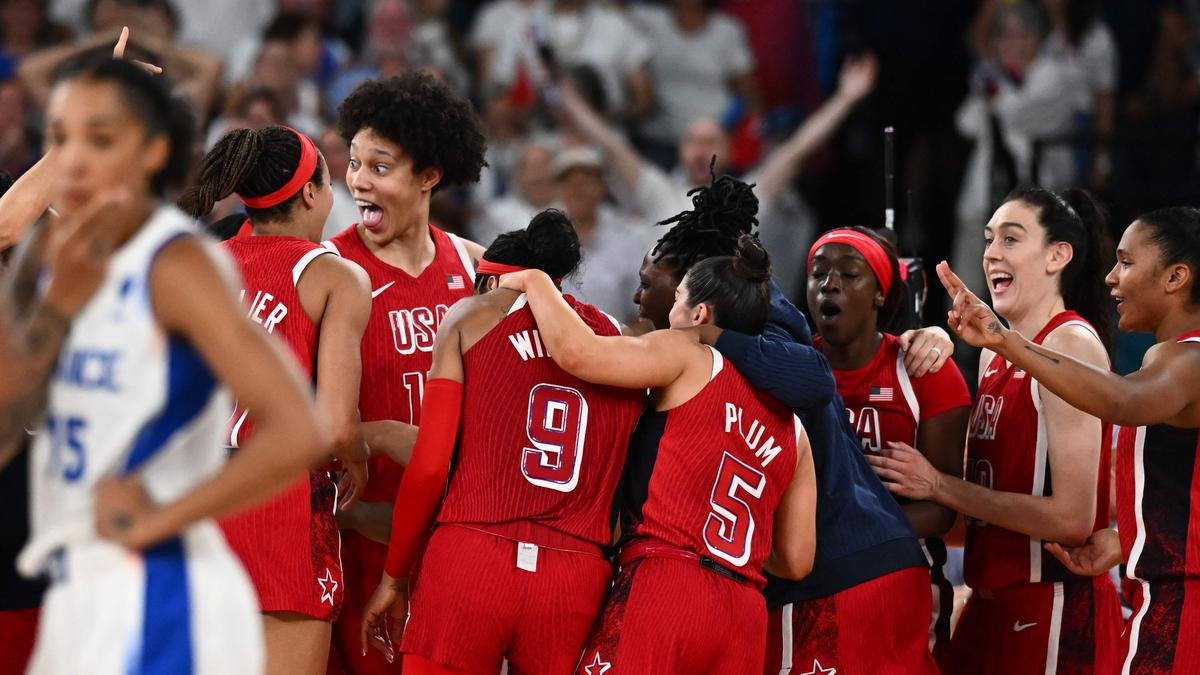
1;39;1200;675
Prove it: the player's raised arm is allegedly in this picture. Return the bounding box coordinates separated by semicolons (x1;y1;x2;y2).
938;260;1200;427
500;268;694;389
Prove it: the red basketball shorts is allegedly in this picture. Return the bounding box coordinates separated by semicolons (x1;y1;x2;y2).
0;607;40;675
577;554;768;675
401;523;611;674
219;470;342;620
1117;578;1200;674
764;565;937;675
939;576;1122;675
328;528;397;675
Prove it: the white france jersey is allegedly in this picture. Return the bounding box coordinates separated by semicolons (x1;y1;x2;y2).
19;205;231;577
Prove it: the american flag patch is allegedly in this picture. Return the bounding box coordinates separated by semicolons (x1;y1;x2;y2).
446;274;465;290
869;386;894;402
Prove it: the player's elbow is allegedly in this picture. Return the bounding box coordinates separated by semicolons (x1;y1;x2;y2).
769;538;815;581
1053;511;1096;548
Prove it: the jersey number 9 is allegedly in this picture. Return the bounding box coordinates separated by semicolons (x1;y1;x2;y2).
522;384;588;493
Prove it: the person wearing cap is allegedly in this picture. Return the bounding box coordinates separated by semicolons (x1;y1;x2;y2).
554;145;655;324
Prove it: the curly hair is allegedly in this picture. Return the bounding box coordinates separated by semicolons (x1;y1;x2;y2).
651;157;760;278
336;71;487;188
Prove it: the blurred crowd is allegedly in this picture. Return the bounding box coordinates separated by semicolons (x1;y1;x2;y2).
2;0;1200;332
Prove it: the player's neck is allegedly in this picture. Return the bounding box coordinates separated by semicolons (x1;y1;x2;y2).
1006;295;1067;341
1155;306;1200;343
821;329;882;371
367;212;436;274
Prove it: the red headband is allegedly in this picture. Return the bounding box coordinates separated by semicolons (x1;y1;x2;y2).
807;229;894;296
476;259;562;285
239;128;319;209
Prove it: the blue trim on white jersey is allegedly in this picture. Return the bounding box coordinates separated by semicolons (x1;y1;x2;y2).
123;337;216;473
133;538;193;675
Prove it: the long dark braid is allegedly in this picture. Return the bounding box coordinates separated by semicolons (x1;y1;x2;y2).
651;157;760;277
177;125;325;222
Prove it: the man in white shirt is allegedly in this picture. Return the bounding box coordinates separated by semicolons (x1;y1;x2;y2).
553;147;656;323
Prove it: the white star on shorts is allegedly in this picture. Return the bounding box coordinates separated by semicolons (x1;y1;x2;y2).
583;652;611;675
317;568;339;606
801;659;836;675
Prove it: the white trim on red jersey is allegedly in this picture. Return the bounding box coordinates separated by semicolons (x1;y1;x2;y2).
447;233;476;283
893;352;921;441
320;239;340;255
291;248;333;286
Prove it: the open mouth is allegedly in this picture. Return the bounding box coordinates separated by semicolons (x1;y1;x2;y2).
356;199;384;229
1112;292;1126;312
818;300;842;320
990;272;1014;294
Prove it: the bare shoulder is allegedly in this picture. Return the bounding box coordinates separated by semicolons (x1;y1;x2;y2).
308;251;370;291
151;232;238;291
1042;321;1109;368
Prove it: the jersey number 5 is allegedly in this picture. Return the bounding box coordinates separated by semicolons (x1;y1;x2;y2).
522;384;588;493
704;452;766;567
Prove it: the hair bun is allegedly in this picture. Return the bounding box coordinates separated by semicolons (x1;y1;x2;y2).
525;208;581;279
731;233;771;283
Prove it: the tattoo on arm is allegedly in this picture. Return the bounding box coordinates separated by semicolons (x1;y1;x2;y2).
987;320;1002;335
0;303;72;446
1;221;48;319
1023;344;1062;365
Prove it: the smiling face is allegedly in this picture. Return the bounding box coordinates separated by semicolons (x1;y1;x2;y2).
346;127;440;246
44;77;168;214
633;253;682;329
982;199;1071;323
807;242;883;346
1107;221;1175;333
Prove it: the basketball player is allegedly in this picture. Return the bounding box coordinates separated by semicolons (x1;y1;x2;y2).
324;72;488;675
0;59;330;674
870;188;1123;674
936;206;1200;675
179;125;374;675
807;227;971;657
634;172;943;674
503;234;816;674
360;209;644;674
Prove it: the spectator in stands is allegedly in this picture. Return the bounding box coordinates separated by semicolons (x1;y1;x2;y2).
629;0;760;168
555;53;877;296
20;6;222;119
954;1;1086;295
470;0;655;121
551;146;653;323
0;78;34;177
473;136;561;246
0;0;71;75
1042;0;1118;189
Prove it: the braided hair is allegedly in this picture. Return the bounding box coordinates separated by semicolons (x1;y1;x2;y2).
177;125;326;222
651;157;760;279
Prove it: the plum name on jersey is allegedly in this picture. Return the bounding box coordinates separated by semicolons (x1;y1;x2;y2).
723;402;783;467
389;305;449;355
509;329;548;361
238;289;288;334
55;348;121;391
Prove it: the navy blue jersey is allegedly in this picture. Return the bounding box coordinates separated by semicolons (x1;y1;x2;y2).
714;290;925;605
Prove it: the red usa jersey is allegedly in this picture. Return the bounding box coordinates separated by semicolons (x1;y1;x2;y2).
1117;330;1200;582
436;295;645;547
221;234;329;446
323;223;474;502
821;333;971;453
623;349;800;588
964;311;1112;590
